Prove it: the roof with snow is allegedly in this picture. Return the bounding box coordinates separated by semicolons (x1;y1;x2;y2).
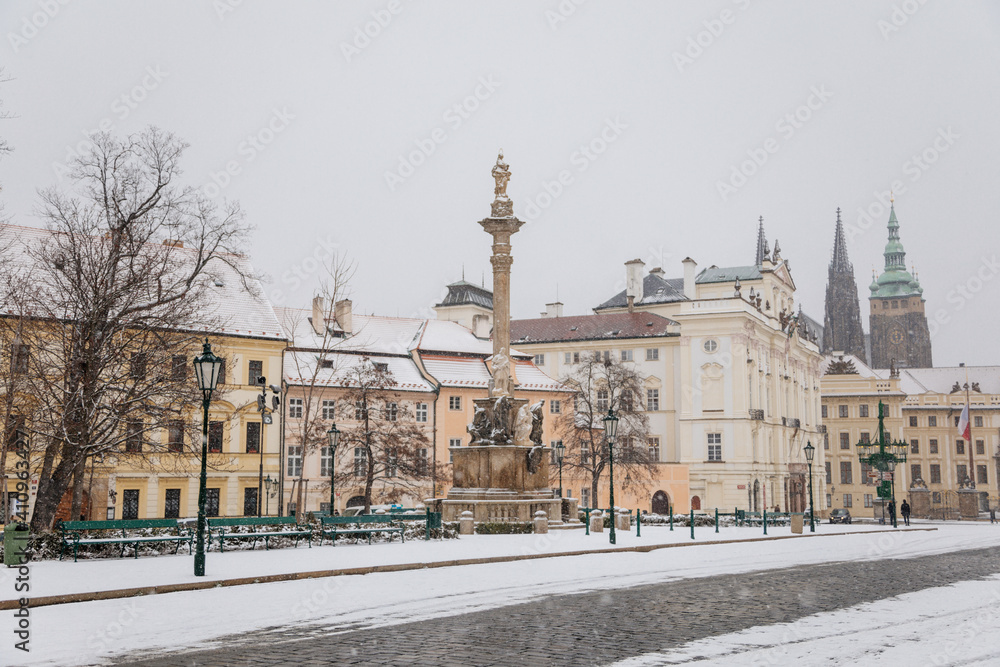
695;265;763;284
898;367;1000;396
511;312;678;344
283;352;435;392
1;223;286;341
594;273;688;311
435;280;494;310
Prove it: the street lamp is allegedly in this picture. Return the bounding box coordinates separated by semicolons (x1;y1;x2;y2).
856;401;906;529
555;441;565;498
803;441;816;533
192;339;223;577
602;408;619;545
263;475;278;516
327;424;340;516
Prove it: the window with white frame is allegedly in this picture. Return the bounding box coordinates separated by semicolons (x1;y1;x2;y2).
354;401;365;421
533;354;545;366
707;433;722;461
384;402;398;421
288;397;303;419
596;390;609;412
354;447;368;476
550;400;561;415
581;488;590;508
416;448;429;476
826;493;832;508
449;396;462;411
621;349;633;362
843;494;853;508
648;437;660;461
646;389;659;411
320;446;332;478
287;445;302;478
322;400;336;420
864;493;873;508
646;348;659;361
416;403;428;423
386;448;398;477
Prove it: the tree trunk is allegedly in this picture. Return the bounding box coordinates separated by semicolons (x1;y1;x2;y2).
70;457;87;520
30;448;78;531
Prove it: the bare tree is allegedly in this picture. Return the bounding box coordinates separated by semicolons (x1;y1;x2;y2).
338;358;436;514
555;352;655;506
279;257;356;518
3;128;252;530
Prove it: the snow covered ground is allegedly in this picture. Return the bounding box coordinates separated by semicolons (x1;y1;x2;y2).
612;575;1000;666
5;522;1000;666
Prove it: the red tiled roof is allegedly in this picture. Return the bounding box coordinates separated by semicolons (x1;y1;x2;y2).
511;312;678;344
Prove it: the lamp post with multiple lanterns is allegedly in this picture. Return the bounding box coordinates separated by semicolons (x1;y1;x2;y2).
803;441;816;533
857;401;907;528
327;424;340;515
603;408;620;545
192;340;223;577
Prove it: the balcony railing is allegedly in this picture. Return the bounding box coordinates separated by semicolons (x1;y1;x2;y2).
781;417;801;428
749;409;764;421
817;425;827;434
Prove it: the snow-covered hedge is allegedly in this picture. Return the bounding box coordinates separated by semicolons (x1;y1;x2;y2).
474;521;533;535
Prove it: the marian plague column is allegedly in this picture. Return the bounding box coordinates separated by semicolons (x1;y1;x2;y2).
437;152;571;526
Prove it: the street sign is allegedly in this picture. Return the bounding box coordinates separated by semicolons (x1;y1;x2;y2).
868;470;880;479
737;485;746;490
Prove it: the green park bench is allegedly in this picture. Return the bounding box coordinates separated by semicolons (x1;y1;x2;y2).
59;519;193;562
320;514;405;545
208;516;313;552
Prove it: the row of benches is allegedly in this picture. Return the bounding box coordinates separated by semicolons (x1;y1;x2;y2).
58;513;438;562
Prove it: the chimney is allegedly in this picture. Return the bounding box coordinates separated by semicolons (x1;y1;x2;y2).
473;313;493;339
335;299;353;334
682;257;697;299
625;259;645;312
311;296;325;335
649;267;666;279
541;302;564;318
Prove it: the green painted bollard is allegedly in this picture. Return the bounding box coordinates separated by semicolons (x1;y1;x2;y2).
690;509;695;540
636;508;641;537
669;507;674;531
763;508;768;536
584;508;590;536
715;508;719;533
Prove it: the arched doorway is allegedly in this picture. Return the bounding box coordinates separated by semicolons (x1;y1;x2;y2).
691;495;701;511
651;490;670;515
346;495;366;508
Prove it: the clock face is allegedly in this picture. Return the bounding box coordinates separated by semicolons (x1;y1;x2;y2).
889;329;904;345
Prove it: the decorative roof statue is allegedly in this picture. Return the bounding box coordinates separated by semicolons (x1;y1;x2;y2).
772;239;782;262
490;151;513;218
734;277;742;298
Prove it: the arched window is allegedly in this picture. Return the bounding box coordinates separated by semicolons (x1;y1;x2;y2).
651;490;670;515
691;495;701;511
346;495;366;508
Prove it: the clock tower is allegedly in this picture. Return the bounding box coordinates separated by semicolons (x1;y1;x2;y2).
869;199;932;369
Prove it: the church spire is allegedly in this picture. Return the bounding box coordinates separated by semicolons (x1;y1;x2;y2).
830;207;853;273
755;216;768;266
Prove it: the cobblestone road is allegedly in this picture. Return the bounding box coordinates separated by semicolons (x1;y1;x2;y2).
120;546;1000;666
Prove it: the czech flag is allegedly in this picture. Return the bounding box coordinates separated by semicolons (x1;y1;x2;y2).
957;404;971;440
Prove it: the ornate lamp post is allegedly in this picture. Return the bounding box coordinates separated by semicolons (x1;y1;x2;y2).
263;475;278;516
603;408;619;545
555;441;565;498
804;441;816;533
857;401;907;528
327;424;340;515
192;340;222;577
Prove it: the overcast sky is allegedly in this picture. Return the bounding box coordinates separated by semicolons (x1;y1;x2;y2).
1;1;998;366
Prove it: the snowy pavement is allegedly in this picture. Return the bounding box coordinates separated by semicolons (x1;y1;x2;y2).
5;522;1000;666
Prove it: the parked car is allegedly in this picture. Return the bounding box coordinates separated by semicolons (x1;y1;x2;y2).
829;508;852;524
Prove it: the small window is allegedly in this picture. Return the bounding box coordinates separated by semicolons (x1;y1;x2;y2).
824;461;832;484
287;445;303;477
217;358;227;385
957;464;968;483
550;400;561;415
838;405;849;418
164;488;181;519
821;405;828;419
373;362;389;372
248;360;263;386
573;352;580;364
621;350;633;362
864;494;873;508
646;348;659;361
416;448;429;476
977;464;988;485
171;355;187;381
928;415;937;427
208;421;223;453
243;487;259;517
974;416;983;428
840;461;853;484
320;446;333;478
843;494;853;508
956;439;965;455
646;389;660;412
825;493;832;508
448;396;462;411
167;420;185;452
929;439;938;454
533;354;545;366
909;416;918;427
596;390;609;412
976;439;985;455
385;402;398;422
859;432;870;444
859;404;869;418
130;353;148;380
355;401;366;421
703;339;718;353
354;447;368;476
322;400;337;420
125;420;143;453
707;433;722;461
910;464;922;482
564;352;572;364
387;448;399;477
449;438;462;464
288;398;303;419
246;422;261;454
11;344;30;375
122;489;140;520
648;437;660;461
205;488;220;517
910;439;919;454
416;403;428;423
839;433;850;450
929;464;941;484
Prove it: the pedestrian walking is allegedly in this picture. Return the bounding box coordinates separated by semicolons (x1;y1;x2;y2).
991;507;996;524
888;500;896;526
900;500;910;526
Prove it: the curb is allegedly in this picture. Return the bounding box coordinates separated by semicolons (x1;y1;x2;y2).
1;527;936;610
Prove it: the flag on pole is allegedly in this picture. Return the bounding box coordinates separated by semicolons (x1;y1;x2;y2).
957;404;971;440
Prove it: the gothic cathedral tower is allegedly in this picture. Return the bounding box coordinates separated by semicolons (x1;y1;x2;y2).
868;200;932;369
822;208;867;362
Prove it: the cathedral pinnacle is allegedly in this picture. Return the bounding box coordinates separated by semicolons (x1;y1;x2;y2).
830;207;853;273
755;217;768;266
